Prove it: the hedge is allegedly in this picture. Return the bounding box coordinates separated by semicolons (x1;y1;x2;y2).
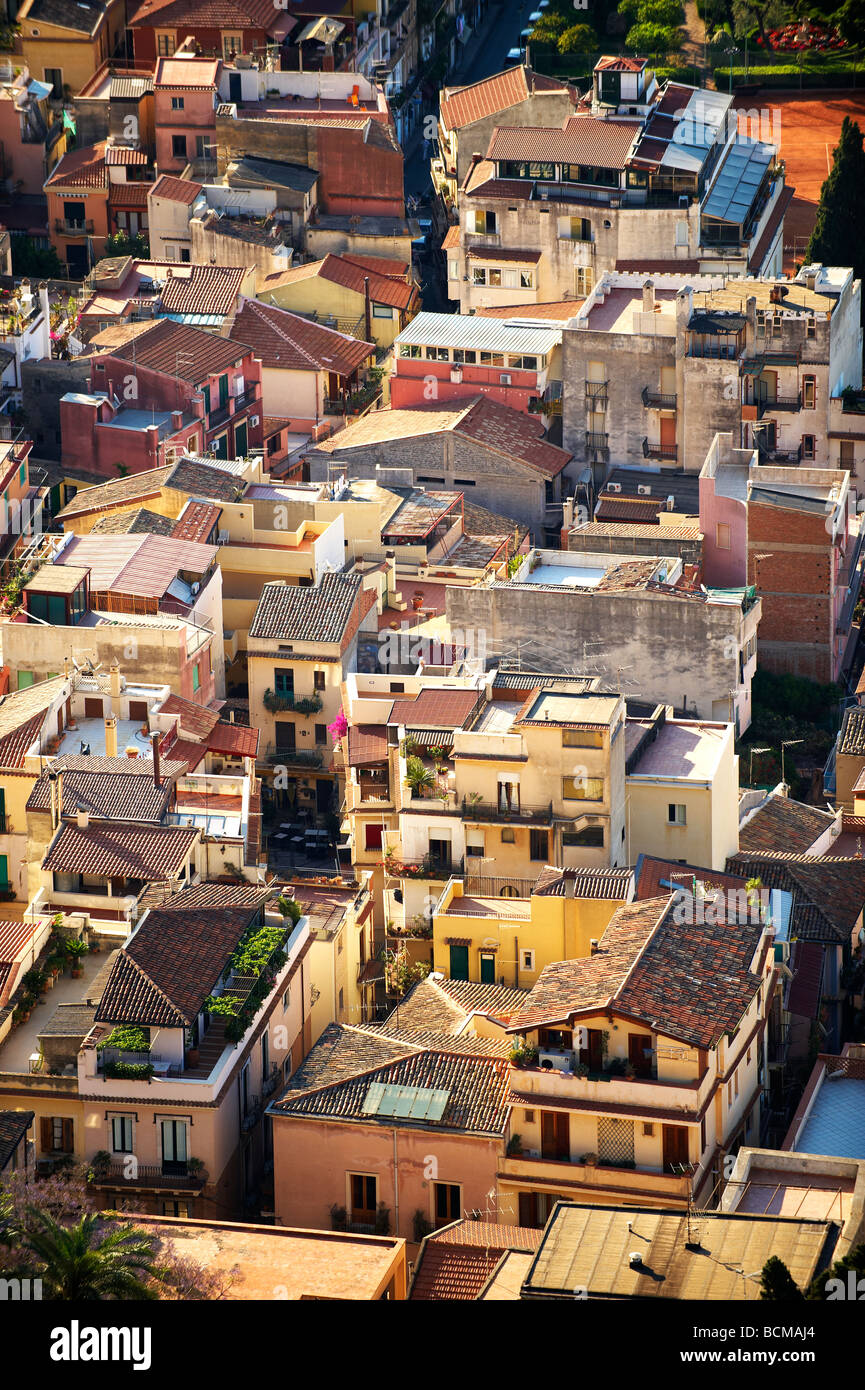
714;61;863;87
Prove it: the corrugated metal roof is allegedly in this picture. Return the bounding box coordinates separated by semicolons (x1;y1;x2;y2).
395;310;561;355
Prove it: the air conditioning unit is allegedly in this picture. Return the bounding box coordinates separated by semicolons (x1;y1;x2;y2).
250;414;260;427
217;529;230;544
500;373;512;385
606;482;621;493
538;1050;576;1072
638;484;652;495
666;494;675;510
450;367;463;383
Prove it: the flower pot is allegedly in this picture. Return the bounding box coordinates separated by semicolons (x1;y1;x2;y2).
186;1048;200;1068
71;967;83;979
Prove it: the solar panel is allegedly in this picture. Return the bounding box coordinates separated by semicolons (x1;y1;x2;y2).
416;1088;450;1122
362;1082;451;1121
361;1081;385;1114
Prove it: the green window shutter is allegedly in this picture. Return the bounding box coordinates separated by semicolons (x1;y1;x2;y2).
17;671;34;689
449;944;469;981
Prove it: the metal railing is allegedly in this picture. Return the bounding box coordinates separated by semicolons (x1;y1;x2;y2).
642;437;678;461
461;797;553;826
208;401;232;429
586;381;608;403
232;386;259;412
262;690;323;716
263;746;325;768
641;386;676;409
54;219;94;235
756;393;802;417
92;1162;205;1190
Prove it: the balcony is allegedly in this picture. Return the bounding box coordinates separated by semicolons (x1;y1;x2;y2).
642;437;678;461
383;852;465;882
585;381;608;406
499;1152;694;1203
232;385;259;413
641;386;676;409
263;689;323;716
54;219;94;236
461;797;553;826
755;393;802;417
756;441;803;465
585;430;609;461
208;401;232;429
263;746;325;769
241;1096;263;1132
91;1162;206;1192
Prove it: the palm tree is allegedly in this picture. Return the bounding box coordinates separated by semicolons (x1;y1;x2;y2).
22;1209;161;1301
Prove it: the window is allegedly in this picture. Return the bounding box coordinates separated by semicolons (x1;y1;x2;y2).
470;210;497;234
479;351;504;367
274;668;294;696
161;1119;188;1173
111;1116;133;1153
44;67;63;98
42;1117;73;1153
520;949;535;972
802;434;816;460
716;522;731;549
642;1122;654;1136
172;135;187;159
562;776;604;801
364;823;383;851
448;259;459;280
162;1201;189;1217
313;670;326;691
560;215;591;241
562;826;604;848
157;32;176;55
350;1173;377;1224
433;1182;461;1227
283;1057;292;1079
338;987;344;1015
668;803;687;825
727;1080;733;1105
508;355;538;370
282;986;290;1011
840;440;854;468
452;349;476;365
171;96;184;110
465;843;484;857
771;315;782;339
192;663;200;693
562;729;603;748
275;721;296;751
223;33;242;59
806;316;816;338
18;461;26;487
529;829;549;862
756;309;766;338
261;1029;269;1079
372;303;393;319
803;376;816;409
524;1110;535;1123
314;723;327;746
195;136;210;160
575;267;594;296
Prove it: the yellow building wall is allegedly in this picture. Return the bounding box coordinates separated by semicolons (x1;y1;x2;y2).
261;278;398;351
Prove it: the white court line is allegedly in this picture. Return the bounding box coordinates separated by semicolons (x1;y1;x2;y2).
826;142;831;173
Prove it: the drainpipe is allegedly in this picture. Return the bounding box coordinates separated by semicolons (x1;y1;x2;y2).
364;276;371;346
392;1127;399;1237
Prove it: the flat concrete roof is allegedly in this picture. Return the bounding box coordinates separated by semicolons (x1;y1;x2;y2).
796;1077;865;1160
629;720;728;781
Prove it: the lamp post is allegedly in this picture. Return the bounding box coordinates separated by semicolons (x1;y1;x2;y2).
781;739;803;788
749;745;770;787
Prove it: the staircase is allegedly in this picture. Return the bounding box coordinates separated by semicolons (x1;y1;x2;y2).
185;1017;230;1078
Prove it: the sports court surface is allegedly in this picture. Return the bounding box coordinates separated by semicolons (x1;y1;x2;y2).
733;89;865;270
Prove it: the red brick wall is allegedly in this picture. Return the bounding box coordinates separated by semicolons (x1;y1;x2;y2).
747;500;838;682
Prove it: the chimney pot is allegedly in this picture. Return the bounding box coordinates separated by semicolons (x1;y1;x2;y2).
76;800;89;830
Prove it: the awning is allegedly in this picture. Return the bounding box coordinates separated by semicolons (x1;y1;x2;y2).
297;16;345;44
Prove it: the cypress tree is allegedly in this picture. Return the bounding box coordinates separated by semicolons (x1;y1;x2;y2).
806;117;865;331
759;1255;804;1301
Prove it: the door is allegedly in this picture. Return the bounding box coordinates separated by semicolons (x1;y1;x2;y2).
541;1110;569;1161
84;697;102;718
756;369;777;406
0;853;8;890
0;788;6;834
448;944;469;980
628;1033;652;1078
662;1124;690;1173
275;721;296;751
228;72;242;102
660;414;676;449
233;420;248;458
580;1027;604;1072
315;779;331;815
350;1173;376;1225
479;953;496;984
129;700;148;723
218;374;229;408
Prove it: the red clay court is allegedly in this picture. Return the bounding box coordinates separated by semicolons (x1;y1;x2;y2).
732;90;865;270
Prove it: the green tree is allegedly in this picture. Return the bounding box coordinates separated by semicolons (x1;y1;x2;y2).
558;23;597;53
22;1209;161;1300
10;237;63;279
637;0;686;26
731;0;788;50
759;1255;804;1300
404;755;435;797
807;117;865;331
104;231;150;260
836;0;865;45
806;1243;865;1300
529;12;568;41
625;20;684;50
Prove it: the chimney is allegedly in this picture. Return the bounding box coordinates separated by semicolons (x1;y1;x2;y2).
191;393;206;419
39;281;50;326
642;278;654;313
55;768;64;829
589;938;600;956
564;873;576;899
171;410;183;429
109;660;122;715
146;423;160;458
76;800;89;830
48;769;60;832
151;730;161;789
104;715;118;758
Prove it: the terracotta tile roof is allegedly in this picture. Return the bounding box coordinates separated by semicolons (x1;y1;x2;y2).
0;676;67;763
43;821;200;879
346;723;389;765
150;175;203;205
595;55;647;71
486;115;638;170
272;1022;414;1095
466;247;541;264
170;499;221;545
634;855;747;900
726;853;865;945
131;0;284;30
249;570;364;643
532;866;634;900
45;143;107;190
26;758;185;821
410;1220;542;1300
339;253;409;279
271;1032;511;1136
57;467;174;520
91;508;175;537
56;532;216;600
436;977;529;1024
441;225;460;250
165;457;246;502
573;521;702;541
105;146;148;166
24;0;105;35
388;688;480;729
0;1110;34;1172
102;318;250;383
358;1024;512;1058
158;264;246;318
153;55;221;86
384;976;528;1035
596;494;663;523
511;895;766;1049
264;254;416;311
739;796;835;856
148;880;270;910
616;259;701;273
157;693;222;739
229;299;374;376
109;183;152;209
839;706;865;757
207;721;260;758
475;299;581;320
95;901;263;1028
440;66;573;133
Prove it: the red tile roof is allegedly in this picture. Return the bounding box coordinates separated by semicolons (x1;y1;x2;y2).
634;855;747;900
339;253;409;280
787;941;824;1019
150;174;203;205
101;318;251;382
0;711;48;768
105;146;148;166
441;225;460;250
163;738;207;770
159;263;246;318
45;143;107;190
43;822;201;878
440;66;573;133
207;721;260;758
230;299;374;376
486;115;638;170
388;688;480;729
595;55;647;71
346;723;389;765
455;396;571;477
596;494;662;523
739;795;835;856
170;499;221;545
266;253;416;311
108;182;152;208
466;246;541;263
130;0;286;30
475;299;580;319
157;693;222;739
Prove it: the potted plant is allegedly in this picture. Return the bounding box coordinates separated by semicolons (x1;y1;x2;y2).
330;1203;348;1232
89;1150;111;1181
581;1152;598;1167
412;590;424;611
507;1132;523;1156
65;938;89;977
186;1157;207;1181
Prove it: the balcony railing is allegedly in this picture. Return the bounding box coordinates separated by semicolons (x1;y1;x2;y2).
641;386;677;409
263;689;323;716
586;381;608;405
756;393;802;417
585;431;609;460
642;437;678;461
263;746;325;768
232;386;259;412
756;442;803;464
54;218;94;235
208;401;232;429
92;1162;206;1191
383;853;465;881
461;797;553;826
